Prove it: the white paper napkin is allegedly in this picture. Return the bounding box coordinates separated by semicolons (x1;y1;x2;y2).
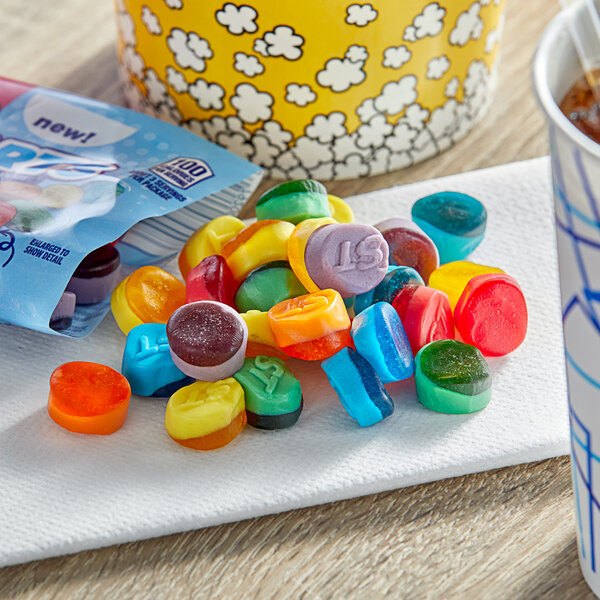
0;157;569;567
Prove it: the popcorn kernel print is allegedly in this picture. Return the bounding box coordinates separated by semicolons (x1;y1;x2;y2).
117;0;504;180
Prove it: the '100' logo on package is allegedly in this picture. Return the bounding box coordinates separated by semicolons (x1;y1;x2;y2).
0;77;262;338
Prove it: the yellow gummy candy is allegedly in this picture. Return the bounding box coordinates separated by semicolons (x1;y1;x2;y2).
328;195;354;224
287;217;337;293
429;261;505;309
223;220;295;281
178;215;246;280
111;276;144;335
240;310;278;348
165;379;245;441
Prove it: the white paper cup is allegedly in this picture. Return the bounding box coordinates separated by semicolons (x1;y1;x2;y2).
534;2;600;596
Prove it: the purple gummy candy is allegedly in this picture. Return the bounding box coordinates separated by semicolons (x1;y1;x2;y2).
49;291;76;332
304;223;388;298
374;218;439;284
166;300;248;381
66;244;121;304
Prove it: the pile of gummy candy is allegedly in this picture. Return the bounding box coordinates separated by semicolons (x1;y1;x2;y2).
47;179;528;451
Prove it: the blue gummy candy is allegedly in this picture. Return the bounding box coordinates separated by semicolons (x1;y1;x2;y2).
411;191;487;264
122;323;192;397
354;265;424;314
351;302;414;383
322;347;394;427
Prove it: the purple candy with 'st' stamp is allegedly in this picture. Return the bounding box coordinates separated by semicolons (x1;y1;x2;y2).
304;223;388;298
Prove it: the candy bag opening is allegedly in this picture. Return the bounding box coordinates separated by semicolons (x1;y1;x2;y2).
0;77;263;338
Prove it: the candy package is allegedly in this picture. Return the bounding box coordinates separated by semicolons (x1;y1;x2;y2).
0;77;263;337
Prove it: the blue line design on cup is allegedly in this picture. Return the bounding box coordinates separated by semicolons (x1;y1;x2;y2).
549;127;600;572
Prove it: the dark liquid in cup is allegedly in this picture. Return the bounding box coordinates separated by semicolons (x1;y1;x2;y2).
560;73;600;143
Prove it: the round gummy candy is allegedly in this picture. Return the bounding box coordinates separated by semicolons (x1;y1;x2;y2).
48;361;131;434
234;261;307;313
454;273;527;357
375;218;439;284
255;179;331;224
234;355;303;429
304;223;389;298
186;254;238;308
165;379;246;451
167;301;248;380
415;340;492;414
411;191;487;264
392;285;454;355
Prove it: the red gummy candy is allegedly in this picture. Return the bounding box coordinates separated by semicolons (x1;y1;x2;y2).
454;273;527;356
186;254;238;308
280;329;353;361
392;285;454;355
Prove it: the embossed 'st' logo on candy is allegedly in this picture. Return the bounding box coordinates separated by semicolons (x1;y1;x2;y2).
175;382;232;413
135;333;171;365
334;234;385;273
271;291;331;322
268;289;351;359
122;323;192;397
304;224;388;298
248;355;284;396
165;379;246;451
234;356;303;430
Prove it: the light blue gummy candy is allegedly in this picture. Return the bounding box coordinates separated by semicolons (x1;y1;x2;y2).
122;323;193;397
351;302;414;384
411;191;487;264
322;347;394;427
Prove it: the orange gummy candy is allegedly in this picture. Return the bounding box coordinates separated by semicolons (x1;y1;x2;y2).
173;410;247;451
48;362;131;435
268;289;351;349
126;266;186;323
281;329;353;361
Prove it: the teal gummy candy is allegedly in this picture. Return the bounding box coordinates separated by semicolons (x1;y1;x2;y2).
415;339;492;414
411;191;486;264
234;261;307;312
255;179;331;224
6;200;54;232
122;323;193;397
233;355;302;429
322;347;394;427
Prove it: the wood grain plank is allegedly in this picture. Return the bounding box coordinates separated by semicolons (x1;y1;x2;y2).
0;0;590;598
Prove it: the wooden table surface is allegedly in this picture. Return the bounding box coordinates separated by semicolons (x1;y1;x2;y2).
0;1;591;598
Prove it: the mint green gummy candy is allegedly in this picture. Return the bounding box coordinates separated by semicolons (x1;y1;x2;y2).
234;261;307;312
233;355;302;429
255;179;331;224
415;339;492;414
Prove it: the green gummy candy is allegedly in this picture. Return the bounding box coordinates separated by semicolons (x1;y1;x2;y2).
233;355;302;415
255;179;331;224
415;340;492;414
235;261;307;312
7;200;54;232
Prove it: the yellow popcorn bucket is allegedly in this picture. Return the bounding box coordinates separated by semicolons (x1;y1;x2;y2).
116;0;504;180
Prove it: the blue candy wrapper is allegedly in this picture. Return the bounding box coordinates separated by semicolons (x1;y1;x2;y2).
0;78;262;337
